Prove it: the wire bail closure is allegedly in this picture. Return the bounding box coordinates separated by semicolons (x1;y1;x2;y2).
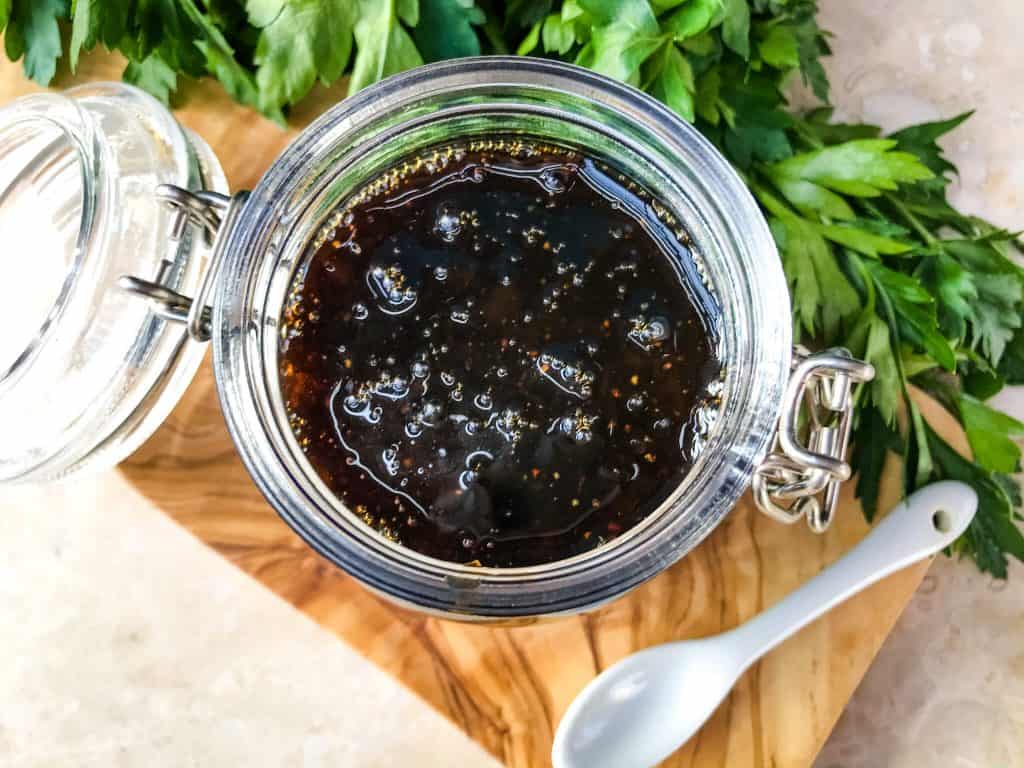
753;346;875;533
117;184;248;342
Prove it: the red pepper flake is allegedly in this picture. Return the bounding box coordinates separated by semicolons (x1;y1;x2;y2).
607;522;622;533
531;468;541;479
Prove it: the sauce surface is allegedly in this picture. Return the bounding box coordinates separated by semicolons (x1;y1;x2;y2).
279;138;723;567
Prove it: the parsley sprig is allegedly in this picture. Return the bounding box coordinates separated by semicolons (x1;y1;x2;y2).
8;0;1022;576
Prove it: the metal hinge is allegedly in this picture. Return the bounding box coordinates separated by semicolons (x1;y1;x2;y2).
118;184;249;342
752;346;875;533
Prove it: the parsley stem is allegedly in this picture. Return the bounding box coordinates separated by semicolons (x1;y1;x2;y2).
886;194;937;246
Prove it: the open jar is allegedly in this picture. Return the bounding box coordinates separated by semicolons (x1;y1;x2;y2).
0;58;872;620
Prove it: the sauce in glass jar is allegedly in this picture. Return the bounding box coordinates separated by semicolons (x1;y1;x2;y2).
279;137;723;567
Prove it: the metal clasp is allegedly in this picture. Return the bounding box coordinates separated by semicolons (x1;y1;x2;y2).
118;185;249;342
753;347;875;533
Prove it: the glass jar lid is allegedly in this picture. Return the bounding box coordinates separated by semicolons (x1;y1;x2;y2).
0;83;227;482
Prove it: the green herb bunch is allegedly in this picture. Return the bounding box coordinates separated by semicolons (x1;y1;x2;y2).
5;0;1023;576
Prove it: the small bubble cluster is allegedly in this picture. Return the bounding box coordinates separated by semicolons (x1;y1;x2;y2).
279;137;723;567
433;203;463;243
367;264;418;314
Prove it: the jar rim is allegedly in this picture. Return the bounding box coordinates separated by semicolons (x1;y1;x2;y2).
214;57;791;617
0;94;99;393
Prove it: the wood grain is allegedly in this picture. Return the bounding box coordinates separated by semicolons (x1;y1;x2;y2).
0;51;970;768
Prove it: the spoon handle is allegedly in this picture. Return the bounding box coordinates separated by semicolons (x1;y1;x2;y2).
726;481;977;663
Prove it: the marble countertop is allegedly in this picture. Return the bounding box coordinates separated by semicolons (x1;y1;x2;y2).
1;1;1022;766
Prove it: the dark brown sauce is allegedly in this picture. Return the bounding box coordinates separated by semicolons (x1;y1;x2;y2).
279;138;723;568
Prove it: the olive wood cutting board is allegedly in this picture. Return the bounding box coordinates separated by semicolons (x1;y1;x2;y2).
2;51;972;768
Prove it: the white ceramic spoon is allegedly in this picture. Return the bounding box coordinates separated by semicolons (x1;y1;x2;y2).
552;481;977;768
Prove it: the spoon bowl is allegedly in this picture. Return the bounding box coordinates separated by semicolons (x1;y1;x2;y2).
553;639;744;768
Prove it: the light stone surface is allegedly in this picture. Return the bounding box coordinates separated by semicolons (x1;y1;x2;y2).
1;2;1022;766
817;558;1024;768
0;474;500;768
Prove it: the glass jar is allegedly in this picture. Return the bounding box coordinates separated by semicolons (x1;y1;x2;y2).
0;82;227;482
0;58;871;620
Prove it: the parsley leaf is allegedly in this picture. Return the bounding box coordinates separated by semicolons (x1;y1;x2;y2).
6;0;67;85
349;0;423;95
818;222;912;257
718;0;749;58
798;109;881;144
414;0;484;61
791;7;829;102
123;53;178;103
863;259;956;371
998;331;1024;384
968;273;1022;365
133;0;202;70
662;0;720;41
763;194;859;341
516;19;542;55
70;0;130;70
178;0;271;117
770;139;934;202
250;0;355;111
650;43;695;121
576;0;663;84
889;112;972;193
693;65;721;124
851;403;903;520
848;311;901;425
928;424;1024;578
917;252;977;343
714;65;793;167
538;13;573;53
756;24;799;69
940;238;1024;365
958;393;1024;473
